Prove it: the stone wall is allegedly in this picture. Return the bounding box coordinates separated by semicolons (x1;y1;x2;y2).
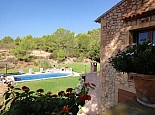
81;72;100;115
99;0;155;111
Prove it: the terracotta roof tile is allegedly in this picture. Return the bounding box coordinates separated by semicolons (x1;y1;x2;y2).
95;0;155;23
123;1;155;20
122;8;155;20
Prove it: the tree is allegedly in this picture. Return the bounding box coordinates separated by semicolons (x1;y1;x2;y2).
42;35;56;52
1;36;14;44
87;28;101;40
11;35;34;61
75;33;93;57
1;36;15;50
39;60;51;70
87;28;101;62
33;37;44;53
52;28;75;57
11;46;31;61
15;36;21;45
57;49;66;62
88;40;100;62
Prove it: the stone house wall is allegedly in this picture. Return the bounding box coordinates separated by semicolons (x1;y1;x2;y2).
94;0;155;112
81;71;100;115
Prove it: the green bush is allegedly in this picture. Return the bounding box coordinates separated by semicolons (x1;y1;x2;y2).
38;60;51;70
49;51;57;59
1;80;96;115
33;61;38;66
57;50;66;62
110;41;155;75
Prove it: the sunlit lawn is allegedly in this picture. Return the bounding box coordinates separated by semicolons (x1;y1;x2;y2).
0;67;39;75
0;62;100;74
58;62;100;74
0;62;100;103
0;76;81;103
15;76;81;94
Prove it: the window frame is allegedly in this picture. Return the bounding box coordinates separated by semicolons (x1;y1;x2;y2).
128;28;155;81
134;29;155;44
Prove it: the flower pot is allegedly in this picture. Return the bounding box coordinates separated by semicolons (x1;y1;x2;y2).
131;73;155;107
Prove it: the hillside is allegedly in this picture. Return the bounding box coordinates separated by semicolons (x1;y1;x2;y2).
0;49;92;70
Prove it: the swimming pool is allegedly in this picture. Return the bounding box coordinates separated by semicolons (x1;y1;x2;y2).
14;72;71;81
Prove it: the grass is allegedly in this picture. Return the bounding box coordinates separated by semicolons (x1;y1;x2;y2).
0;62;100;74
15;76;81;94
0;76;81;104
0;67;39;75
0;62;100;104
58;62;100;74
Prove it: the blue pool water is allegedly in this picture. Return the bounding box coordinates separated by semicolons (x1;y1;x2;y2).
14;72;71;81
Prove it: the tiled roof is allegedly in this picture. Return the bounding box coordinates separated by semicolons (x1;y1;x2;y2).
95;0;155;23
122;6;155;21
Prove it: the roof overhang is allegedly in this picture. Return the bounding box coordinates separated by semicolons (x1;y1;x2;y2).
122;9;155;21
95;0;125;23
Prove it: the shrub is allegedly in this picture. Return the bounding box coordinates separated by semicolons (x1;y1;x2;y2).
39;60;51;70
57;50;66;62
33;61;38;66
0;79;96;115
110;41;155;75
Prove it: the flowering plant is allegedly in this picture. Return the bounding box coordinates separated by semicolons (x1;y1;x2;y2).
0;79;95;115
109;41;155;75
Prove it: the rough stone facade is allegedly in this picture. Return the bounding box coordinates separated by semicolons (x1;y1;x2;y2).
84;0;155;114
81;72;100;115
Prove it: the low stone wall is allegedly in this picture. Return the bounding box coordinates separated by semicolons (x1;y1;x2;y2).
81;71;101;115
0;83;8;97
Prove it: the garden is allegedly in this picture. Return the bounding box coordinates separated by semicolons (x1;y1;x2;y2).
0;62;98;114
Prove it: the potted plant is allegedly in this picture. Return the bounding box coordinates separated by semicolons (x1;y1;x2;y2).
109;41;155;107
0;79;96;115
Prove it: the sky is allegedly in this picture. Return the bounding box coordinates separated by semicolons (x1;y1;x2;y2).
0;0;121;39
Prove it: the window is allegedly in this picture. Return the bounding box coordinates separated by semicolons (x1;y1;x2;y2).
128;29;155;82
134;29;155;44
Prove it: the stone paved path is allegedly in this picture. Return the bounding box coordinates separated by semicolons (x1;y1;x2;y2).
0;83;8;97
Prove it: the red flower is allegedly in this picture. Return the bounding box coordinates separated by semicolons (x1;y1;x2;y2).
22;86;30;92
65;93;70;97
91;83;96;87
0;104;3;109
47;91;52;95
85;82;90;87
86;95;91;101
37;89;44;93
80;94;91;101
66;88;73;92
62;106;69;113
51;94;57;97
79;94;87;101
58;91;65;96
11;97;18;104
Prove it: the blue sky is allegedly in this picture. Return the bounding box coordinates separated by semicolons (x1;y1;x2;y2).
0;0;120;39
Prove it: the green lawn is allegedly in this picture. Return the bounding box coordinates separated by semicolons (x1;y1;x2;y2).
0;67;39;75
58;62;100;74
0;76;80;103
15;76;81;94
0;62;100;103
0;62;100;74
